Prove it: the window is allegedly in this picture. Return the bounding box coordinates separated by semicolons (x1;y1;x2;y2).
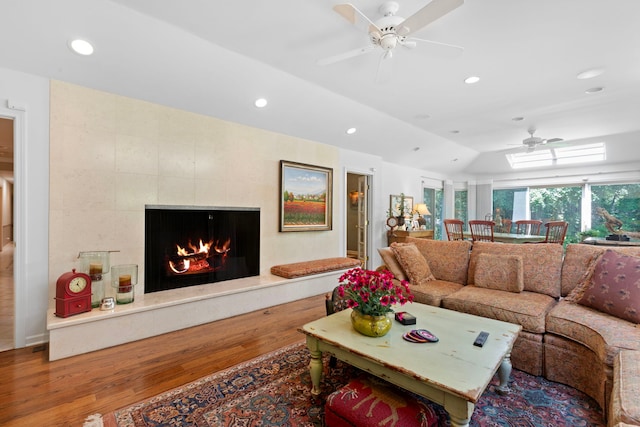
506;142;606;169
590;183;640;235
494;186;582;242
423;187;443;240
454;190;468;226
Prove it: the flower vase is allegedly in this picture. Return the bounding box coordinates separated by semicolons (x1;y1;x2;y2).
350;310;392;337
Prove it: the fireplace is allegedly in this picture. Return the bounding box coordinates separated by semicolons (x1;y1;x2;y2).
145;205;260;293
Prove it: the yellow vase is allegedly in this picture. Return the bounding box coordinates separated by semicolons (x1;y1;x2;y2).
350;310;392;337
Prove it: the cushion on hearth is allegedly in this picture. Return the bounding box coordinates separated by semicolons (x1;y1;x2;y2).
325;376;440;427
270;257;361;278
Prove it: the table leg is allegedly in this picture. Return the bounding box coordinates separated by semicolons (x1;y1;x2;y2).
444;395;473;427
306;337;323;395
495;352;513;396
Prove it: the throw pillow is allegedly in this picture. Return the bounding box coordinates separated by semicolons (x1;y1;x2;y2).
377;247;407;281
474;253;524;293
574;249;640;324
390;242;435;286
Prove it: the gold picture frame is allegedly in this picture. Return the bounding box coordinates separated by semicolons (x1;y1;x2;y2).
280;160;333;232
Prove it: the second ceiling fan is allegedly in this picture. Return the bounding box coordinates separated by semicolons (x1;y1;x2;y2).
319;0;465;82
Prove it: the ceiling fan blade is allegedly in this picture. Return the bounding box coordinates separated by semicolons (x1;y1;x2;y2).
396;0;464;37
546;138;564;144
333;4;381;38
409;37;464;52
407;37;464;58
317;44;375;66
375;51;394;84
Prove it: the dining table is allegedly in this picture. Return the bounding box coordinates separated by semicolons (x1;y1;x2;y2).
463;232;546;243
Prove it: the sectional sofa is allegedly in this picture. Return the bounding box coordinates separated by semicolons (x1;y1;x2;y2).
378;237;640;426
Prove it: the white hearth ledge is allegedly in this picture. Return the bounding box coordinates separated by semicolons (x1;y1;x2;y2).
47;271;345;360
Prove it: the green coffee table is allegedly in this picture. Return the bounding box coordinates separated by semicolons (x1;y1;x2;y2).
300;302;521;427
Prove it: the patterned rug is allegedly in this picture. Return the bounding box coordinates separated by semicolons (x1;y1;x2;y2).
100;341;604;426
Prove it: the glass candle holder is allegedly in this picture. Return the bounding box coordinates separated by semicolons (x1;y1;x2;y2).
111;264;138;304
78;251;111;308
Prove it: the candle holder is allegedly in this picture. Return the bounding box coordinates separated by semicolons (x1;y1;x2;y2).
78;251;111;308
111;264;138;304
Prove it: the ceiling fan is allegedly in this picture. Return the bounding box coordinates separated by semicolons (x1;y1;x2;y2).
517;128;564;152
318;0;464;82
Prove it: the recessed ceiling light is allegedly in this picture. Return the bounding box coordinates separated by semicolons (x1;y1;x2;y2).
69;39;94;56
254;98;268;108
414;114;430;120
585;87;604;94
413;147;420;151
577;68;604;80
464;76;480;84
511;116;525;122
450;130;460;134
346;127;357;135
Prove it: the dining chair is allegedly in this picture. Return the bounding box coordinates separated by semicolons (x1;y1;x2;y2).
444;219;465;241
497;219;512;233
468;220;495;242
515;220;543;235
542;221;568;244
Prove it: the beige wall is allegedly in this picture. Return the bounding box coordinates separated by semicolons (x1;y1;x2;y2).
48;81;341;301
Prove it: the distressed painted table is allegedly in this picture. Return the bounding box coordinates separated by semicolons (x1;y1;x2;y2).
300;303;521;427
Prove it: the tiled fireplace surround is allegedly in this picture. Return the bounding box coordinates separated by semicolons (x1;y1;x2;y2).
46;81;342;360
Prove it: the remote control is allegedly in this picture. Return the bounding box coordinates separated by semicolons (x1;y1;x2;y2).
473;331;489;347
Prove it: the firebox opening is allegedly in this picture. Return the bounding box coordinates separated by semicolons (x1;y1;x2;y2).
145;205;260;293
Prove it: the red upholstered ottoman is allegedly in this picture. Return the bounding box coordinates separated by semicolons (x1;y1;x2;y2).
325;376;440;427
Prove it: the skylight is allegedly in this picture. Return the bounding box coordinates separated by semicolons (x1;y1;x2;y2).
506;142;606;169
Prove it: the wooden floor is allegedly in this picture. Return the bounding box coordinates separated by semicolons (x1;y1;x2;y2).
0;293;327;427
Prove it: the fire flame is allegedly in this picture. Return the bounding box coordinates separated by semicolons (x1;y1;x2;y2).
168;237;231;275
176;239;212;257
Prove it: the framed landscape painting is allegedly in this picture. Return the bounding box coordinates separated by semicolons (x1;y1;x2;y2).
280;160;333;232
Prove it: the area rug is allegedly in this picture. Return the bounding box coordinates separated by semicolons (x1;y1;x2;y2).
99;341;604;426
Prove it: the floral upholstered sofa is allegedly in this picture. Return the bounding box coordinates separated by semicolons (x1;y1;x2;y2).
378;237;640;425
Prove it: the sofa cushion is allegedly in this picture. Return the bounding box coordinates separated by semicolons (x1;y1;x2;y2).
468;242;563;298
610;350;640;426
404;237;472;285
561;244;640;297
390;243;435;286
377;247;407;281
442;286;556;333
546;300;640;366
571;250;640;324
410;279;464;307
474;253;524;293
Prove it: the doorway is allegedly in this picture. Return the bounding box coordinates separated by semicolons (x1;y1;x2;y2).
346;173;370;268
0;117;14;352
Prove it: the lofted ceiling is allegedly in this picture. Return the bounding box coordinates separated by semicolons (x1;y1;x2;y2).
1;0;639;176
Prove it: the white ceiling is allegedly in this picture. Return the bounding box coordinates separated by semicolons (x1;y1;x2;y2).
2;0;640;176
